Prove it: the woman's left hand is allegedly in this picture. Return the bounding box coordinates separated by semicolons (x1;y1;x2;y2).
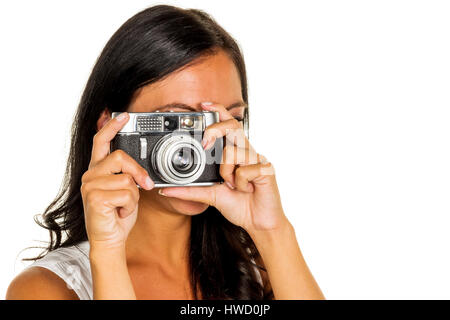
159;103;289;234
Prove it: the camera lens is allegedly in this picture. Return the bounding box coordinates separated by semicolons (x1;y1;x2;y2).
151;133;206;185
171;147;196;173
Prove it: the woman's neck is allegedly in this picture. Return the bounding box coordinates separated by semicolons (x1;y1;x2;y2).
125;191;191;267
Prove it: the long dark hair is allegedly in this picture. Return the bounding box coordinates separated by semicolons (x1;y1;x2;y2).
32;5;272;300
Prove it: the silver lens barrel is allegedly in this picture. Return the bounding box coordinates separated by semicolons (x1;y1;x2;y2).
151;133;206;185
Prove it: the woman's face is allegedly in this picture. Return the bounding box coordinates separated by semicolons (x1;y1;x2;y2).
126;50;246;216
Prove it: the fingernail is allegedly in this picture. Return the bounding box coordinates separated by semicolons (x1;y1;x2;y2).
158;188;166;196
201;136;209;149
116;112;128;122
205;136;216;150
201;102;214;109
225;181;235;190
144;176;154;190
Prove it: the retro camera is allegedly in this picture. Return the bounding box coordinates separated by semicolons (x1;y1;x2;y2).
110;111;223;187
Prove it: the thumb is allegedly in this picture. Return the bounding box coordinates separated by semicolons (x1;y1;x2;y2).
158;184;224;207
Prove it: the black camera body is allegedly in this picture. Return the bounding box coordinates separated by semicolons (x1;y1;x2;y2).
110;111;223;187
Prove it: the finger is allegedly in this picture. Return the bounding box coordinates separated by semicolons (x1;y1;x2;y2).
200;102;234;121
158;184;225;207
90;112;129;168
201;119;249;150
84;150;154;190
85;189;137;219
220;146;259;187
234;162;276;193
81;173;139;202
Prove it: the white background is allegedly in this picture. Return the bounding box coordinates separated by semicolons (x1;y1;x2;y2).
0;0;449;299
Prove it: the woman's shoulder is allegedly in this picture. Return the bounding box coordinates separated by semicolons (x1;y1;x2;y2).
6;241;92;300
6;265;79;299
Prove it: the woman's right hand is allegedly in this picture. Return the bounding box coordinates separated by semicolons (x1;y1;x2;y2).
80;112;154;250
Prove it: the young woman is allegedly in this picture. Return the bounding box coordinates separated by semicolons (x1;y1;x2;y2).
7;5;324;300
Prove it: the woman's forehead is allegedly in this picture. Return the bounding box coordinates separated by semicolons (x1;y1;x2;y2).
128;51;243;112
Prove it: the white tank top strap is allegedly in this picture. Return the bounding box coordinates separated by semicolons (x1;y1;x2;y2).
28;241;92;300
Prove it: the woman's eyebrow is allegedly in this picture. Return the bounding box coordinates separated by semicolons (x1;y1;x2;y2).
227;101;247;110
154;103;197;111
154;101;247;111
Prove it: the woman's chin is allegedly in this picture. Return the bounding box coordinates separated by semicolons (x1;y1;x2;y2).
168;198;209;216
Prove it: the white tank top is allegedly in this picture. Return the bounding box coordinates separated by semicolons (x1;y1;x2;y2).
29;241;92;300
28;241;263;300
